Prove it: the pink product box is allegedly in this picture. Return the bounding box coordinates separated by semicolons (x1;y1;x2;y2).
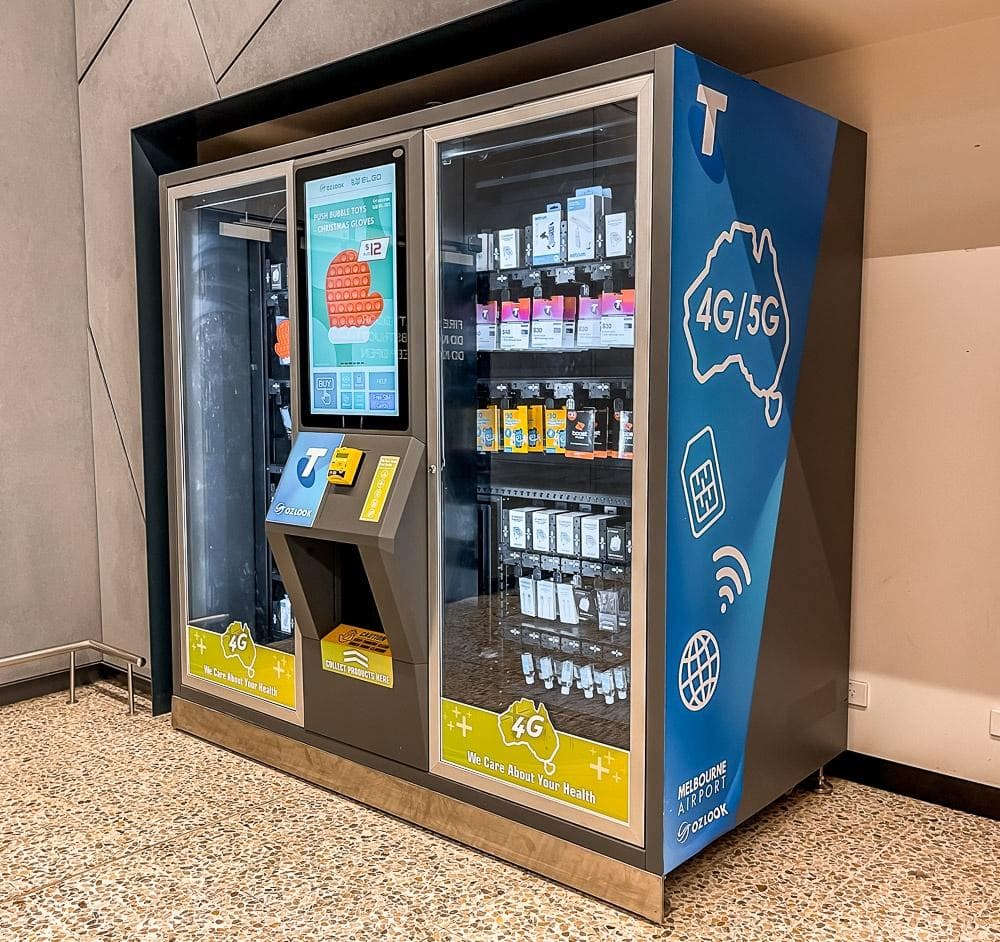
500;298;531;350
576;295;603;348
599;291;635;347
476;301;498;351
530;296;566;349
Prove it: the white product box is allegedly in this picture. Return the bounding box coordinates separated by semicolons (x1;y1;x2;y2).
474;232;494;272
556;582;580;625
536;580;557;620
531;509;559;554
566;195;601;262
508;506;544;550
498;228;521;270
581;514;619;560
518;577;537;617
531;205;562;266
555;511;589;556
604;213;628;257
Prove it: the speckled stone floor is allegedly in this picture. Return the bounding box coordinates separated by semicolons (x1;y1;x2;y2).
0;682;996;941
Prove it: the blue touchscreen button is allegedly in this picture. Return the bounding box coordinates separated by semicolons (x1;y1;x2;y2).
341;373;353;390
340;391;353;410
353;392;366;410
369;371;396;391
353;372;366;389
313;374;336;409
369;392;396;412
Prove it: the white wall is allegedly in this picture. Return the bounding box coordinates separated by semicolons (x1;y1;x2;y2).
754;17;1000;787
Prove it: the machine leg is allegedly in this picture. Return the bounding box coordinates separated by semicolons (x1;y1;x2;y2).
814;765;834;795
68;650;76;704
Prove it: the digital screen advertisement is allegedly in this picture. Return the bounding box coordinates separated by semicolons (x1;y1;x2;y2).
304;162;400;417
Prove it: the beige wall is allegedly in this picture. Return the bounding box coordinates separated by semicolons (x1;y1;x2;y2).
0;0;101;681
754;18;1000;787
72;0;507;670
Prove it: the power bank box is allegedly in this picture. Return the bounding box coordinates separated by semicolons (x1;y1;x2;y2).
476;405;499;453
531;204;562;266
566;194;602;262
531;509;560;554
576;295;603;348
581;514;619;560
502;405;528;453
507;506;544;550
498;228;522;270
499;298;531;350
530;296;565;350
476;301;498;351
555;511;589;556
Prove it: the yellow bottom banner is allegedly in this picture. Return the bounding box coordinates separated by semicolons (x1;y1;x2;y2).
187;623;295;710
441;697;629;824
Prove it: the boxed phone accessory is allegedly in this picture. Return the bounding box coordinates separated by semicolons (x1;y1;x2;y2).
604;212;628;257
503;405;528;453
476;301;498;351
555;511;588;556
518;576;537;617
544;408;566;454
576;294;603;348
476;405;499;453
474;232;495;272
531;204;562;266
565;408;596;459
530;297;565;349
507;506;544;550
499;298;531;350
498;228;521;269
582;514;619;560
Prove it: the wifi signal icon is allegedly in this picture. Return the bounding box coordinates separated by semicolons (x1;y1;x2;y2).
713;545;751;613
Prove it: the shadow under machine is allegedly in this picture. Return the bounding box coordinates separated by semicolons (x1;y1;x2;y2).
160;47;865;921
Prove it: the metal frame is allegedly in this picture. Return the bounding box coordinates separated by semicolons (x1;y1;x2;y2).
164;160;306;727
0;641;146;715
289;131;426;440
424;74;654;848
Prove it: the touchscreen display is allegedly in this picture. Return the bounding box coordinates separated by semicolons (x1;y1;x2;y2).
303;162;400;417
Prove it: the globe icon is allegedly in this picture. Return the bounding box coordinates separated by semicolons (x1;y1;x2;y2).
678;630;720;711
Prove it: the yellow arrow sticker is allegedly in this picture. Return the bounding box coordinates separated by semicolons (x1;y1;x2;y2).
359;455;400;522
320;624;394;688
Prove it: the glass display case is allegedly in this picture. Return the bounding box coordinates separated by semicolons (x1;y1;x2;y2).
169;165;301;720
427;78;652;843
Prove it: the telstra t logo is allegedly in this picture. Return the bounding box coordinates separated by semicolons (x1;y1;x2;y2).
296;447;328;487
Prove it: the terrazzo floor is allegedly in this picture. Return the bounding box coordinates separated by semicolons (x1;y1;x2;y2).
0;681;996;941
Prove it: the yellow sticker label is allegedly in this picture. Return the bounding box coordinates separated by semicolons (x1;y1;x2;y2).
359;455;399;522
186;624;295;710
441;697;629;823
320;624;393;688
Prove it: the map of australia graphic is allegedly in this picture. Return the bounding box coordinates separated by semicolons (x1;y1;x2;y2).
682;222;790;428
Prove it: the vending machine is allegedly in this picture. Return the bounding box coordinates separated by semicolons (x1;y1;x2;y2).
163;46;864;920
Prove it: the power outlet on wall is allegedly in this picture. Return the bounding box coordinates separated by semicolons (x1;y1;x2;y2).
848;679;869;708
990;710;1000;740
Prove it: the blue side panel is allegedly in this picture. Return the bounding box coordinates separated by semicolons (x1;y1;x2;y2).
663;49;838;872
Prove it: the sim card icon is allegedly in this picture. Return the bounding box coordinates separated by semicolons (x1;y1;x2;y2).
681;426;726;539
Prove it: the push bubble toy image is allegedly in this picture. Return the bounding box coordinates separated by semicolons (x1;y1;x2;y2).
325;248;384;344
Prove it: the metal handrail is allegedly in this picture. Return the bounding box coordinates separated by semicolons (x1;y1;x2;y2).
0;641;146;715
